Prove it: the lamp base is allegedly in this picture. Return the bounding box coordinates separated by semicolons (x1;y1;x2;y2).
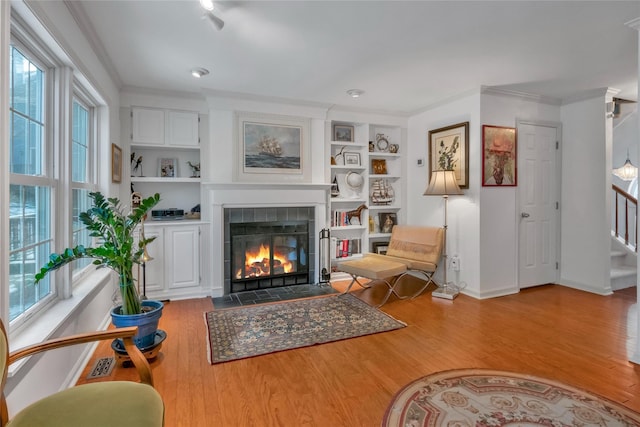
432;285;458;300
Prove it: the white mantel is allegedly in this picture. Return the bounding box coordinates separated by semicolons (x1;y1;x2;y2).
203;182;330;297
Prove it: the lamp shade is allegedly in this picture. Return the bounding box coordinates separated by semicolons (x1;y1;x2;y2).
613;156;638;181
424;170;462;196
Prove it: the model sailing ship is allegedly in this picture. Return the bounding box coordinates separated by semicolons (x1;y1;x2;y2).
258;136;282;157
370;179;395;205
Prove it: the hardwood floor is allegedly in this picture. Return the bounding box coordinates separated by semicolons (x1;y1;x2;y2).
77;280;640;426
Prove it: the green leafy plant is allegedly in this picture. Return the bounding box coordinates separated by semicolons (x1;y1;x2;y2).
437;136;459;171
34;192;161;315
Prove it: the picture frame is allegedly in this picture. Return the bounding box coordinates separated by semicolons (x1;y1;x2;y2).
372;241;389;255
371;158;387;175
482;125;517;187
428;121;470;189
378;212;397;234
343;152;361;166
334;125;354;142
111;143;122;183
159;158;178;178
234;111;311;183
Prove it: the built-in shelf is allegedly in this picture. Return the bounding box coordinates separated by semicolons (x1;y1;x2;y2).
131;177;201;183
369;232;392;239
370;174;401;179
330;225;366;231
368;205;401;210
331;165;367;171
369;153;401;158
331;198;367;203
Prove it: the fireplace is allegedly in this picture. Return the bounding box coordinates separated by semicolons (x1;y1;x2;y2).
222;205;317;294
230;221;309;292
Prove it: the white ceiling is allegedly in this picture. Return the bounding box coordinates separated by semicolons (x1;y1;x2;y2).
71;1;640;114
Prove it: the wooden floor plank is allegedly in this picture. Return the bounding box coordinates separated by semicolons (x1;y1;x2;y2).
77;282;640;426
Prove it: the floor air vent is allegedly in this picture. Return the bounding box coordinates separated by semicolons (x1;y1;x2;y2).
87;356;115;379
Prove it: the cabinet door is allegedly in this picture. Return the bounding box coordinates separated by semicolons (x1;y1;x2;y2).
167;111;199;147
139;227;164;293
166;225;200;289
132;107;165;145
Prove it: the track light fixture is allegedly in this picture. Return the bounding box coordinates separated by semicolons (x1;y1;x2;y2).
205;11;224;30
199;0;214;11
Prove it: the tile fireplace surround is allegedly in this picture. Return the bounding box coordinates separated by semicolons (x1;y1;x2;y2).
204;183;329;297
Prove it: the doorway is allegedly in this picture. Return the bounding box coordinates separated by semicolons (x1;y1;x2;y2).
517;121;561;288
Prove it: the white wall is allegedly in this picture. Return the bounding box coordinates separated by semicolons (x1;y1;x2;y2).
479;92;561;298
3;0;122;414
407;90;562;298
559;91;613;295
407;92;482;296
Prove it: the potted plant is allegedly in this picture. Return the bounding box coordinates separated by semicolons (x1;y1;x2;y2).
34;191;162;348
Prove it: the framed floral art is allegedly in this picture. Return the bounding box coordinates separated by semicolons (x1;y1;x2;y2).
428;122;469;189
482;125;517;187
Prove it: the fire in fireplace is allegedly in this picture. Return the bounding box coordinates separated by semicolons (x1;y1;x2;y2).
230;221;309;292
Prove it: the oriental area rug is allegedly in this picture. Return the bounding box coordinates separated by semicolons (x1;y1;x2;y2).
382;368;640;427
204;293;405;364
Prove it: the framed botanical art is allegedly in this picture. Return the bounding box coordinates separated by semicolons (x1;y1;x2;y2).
111;143;122;183
428;122;469;189
234;111;311;183
482;125;517;187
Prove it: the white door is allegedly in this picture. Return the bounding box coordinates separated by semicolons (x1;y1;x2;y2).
518;123;560;288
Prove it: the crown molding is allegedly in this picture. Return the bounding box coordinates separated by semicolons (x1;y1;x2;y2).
481;86;562;106
561;87;620;105
625;17;640;31
64;0;122;89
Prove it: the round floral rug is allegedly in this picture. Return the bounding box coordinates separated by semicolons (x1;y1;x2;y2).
382;369;640;427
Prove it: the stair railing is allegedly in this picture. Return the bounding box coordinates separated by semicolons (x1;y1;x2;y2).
612;184;638;252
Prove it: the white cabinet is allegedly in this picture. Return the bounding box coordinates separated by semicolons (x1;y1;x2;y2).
165;225;200;289
132;108;165;145
129;107;203;215
327;120;405;262
142;222;207;300
167;111;199;147
131;107;199;148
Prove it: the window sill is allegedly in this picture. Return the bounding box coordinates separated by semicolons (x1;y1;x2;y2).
8;269;112;377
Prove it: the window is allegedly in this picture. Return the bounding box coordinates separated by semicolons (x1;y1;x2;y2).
7;15;105;330
9;45;54;322
71;97;95;276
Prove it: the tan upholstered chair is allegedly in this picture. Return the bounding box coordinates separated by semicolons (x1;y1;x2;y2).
0;320;164;427
338;225;444;306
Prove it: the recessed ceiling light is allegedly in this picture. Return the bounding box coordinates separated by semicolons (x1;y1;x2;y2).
347;89;364;98
199;0;214;11
191;68;210;78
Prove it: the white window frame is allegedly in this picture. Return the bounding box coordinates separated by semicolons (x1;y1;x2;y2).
8;16;103;332
70;90;97;284
8;35;59;329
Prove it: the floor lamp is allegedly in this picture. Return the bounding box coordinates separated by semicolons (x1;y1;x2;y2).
424;170;462;300
139;215;153;300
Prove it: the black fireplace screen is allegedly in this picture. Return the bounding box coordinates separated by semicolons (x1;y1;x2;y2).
230;221;309;292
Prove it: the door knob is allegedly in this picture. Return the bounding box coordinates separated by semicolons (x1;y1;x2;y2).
521;212;530;218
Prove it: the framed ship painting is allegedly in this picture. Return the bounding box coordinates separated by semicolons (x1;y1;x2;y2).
234;112;311;183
